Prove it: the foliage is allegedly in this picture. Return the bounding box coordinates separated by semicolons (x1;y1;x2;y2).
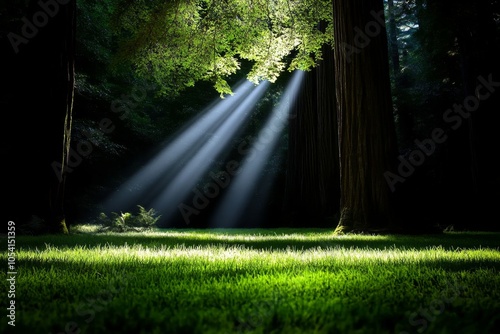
111;0;333;96
74;1;165;149
97;205;161;232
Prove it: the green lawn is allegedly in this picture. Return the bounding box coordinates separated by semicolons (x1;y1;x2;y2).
1;228;500;333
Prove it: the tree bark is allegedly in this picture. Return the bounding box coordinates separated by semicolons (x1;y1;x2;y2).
315;42;340;222
332;0;399;233
284;45;340;227
50;0;76;233
2;0;76;233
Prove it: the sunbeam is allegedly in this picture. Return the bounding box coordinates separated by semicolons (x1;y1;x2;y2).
150;81;270;223
103;79;255;213
210;70;305;227
102;79;270;225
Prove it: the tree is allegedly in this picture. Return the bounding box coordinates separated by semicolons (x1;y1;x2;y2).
332;0;399;233
284;38;340;226
2;0;76;233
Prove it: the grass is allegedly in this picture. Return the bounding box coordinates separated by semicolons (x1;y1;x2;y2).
1;228;500;333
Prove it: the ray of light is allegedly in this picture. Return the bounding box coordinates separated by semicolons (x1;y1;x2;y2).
150;81;270;223
103;79;257;213
210;70;305;227
103;80;270;226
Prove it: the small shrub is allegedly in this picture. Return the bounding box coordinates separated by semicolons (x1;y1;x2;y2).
134;205;161;228
97;206;160;232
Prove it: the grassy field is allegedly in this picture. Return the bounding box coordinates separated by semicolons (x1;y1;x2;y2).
1;228;500;334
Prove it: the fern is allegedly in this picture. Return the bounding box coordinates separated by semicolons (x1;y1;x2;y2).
97;206;160;232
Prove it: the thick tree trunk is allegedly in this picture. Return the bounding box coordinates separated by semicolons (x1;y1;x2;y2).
333;0;399;233
3;0;75;234
284;46;340;227
316;44;341;221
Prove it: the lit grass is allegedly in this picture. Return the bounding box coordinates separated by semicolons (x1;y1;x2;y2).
1;229;499;333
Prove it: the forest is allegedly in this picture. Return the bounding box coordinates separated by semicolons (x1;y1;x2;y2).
1;1;500;333
2;0;500;234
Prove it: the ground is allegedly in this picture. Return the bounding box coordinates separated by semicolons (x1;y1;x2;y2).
1;228;499;333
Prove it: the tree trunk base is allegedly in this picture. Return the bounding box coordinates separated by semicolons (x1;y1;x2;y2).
59;218;70;234
334;208;369;234
48;217;69;235
334;208;443;235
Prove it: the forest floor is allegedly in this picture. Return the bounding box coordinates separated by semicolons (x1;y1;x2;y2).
1;228;499;333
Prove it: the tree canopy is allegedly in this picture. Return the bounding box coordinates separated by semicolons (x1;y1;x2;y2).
112;0;333;96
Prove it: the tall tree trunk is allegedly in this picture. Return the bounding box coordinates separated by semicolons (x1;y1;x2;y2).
3;0;76;233
316;43;341;222
50;0;76;233
284;45;340;227
333;0;399;233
